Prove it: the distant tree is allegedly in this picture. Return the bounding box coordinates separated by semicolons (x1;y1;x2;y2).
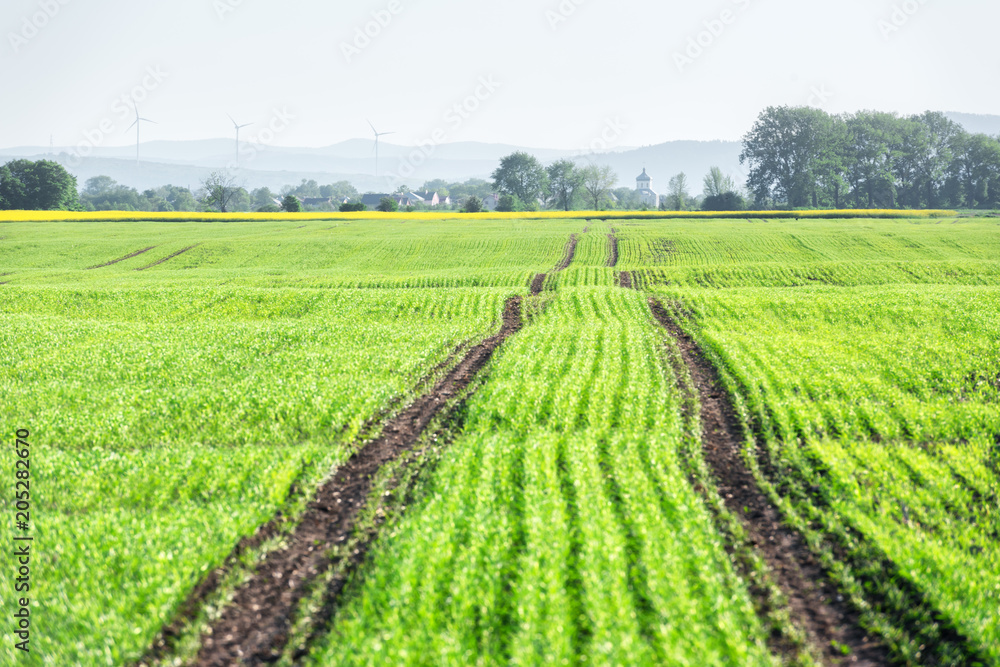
702;191;745;211
741;106;835;207
376;196;398;212
666;172;690;210
251;187;276;211
159;185;199;212
580;164;617;210
257;204;281;213
229;187;252;212
611;187;640;210
281;194;302;212
421;179;450;196
321;181;358;201
702;167;736;198
547;159;582;211
491;152;548;205
79;176;142;211
0;159;80;210
496;194;519;212
339;201;366;212
463;195;483;213
202;171;243;212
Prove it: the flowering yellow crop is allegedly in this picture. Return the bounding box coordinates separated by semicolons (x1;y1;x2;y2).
0;209;957;222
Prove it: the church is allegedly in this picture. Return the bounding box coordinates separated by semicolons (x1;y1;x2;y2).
635;168;660;208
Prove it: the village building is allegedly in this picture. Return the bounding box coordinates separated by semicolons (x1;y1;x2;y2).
636;168;659;208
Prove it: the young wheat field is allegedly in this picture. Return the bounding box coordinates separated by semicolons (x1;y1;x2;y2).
1;215;998;666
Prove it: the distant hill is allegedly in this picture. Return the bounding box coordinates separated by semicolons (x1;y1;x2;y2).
0;139;744;194
945;112;1000;136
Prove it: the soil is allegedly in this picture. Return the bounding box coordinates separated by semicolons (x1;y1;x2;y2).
86;246;157;270
618;271;632;289
192;296;523;667
648;298;888;666
554;234;578;271
606;229;618;268
530;273;547;295
136;245;200;271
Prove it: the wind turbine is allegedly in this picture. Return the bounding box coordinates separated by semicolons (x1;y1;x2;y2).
368;120;395;178
126;102;156;166
227;114;252;168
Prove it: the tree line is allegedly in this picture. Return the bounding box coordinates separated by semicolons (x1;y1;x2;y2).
742;107;1000;209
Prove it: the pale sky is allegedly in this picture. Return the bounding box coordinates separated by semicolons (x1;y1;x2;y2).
2;0;997;151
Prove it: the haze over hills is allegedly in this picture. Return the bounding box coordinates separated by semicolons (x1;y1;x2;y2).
0;140;744;195
0;113;995;196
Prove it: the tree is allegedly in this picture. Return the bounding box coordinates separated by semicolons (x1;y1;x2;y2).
702;191;745;211
0;159;80;210
376;196;398;212
496;194;519;212
201;171;243;212
666;172;690;210
251;187;276;211
740;106;834;207
491;152;548;206
463;195;483;213
339;201;366;212
321;181;358;201
702;167;736;198
281;194;302;212
547;159;582;211
579;164;617;210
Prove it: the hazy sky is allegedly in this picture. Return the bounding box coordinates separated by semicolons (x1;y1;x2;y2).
2;0;997;151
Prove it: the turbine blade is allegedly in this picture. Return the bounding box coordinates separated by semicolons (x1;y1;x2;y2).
227;113;237;127
367;119;377;134
126;119;138;131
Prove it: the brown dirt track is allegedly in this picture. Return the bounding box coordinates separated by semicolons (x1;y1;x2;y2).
555;234;578;271
192;296;523;666
648;298;888;667
135;244;200;271
86;245;157;269
606;229;619;268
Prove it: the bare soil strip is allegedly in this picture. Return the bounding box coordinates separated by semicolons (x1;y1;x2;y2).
192;297;523;667
135;245;200;271
554;234;578;271
85;246;157;270
606;228;619;268
618;271;632;289
530;273;547;295
648;298;888;666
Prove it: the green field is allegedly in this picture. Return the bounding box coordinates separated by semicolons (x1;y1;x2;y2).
1;216;998;665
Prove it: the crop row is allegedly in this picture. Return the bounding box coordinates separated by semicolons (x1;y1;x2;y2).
314;288;776;666
654;284;1000;662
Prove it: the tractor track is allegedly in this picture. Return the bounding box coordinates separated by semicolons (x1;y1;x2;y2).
86;246;157;270
606;228;619;268
191;296;523;667
555;234;578;271
648;298;888;666
135;244;200;271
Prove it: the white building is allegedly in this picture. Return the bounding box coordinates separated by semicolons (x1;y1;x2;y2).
636;168;660;208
